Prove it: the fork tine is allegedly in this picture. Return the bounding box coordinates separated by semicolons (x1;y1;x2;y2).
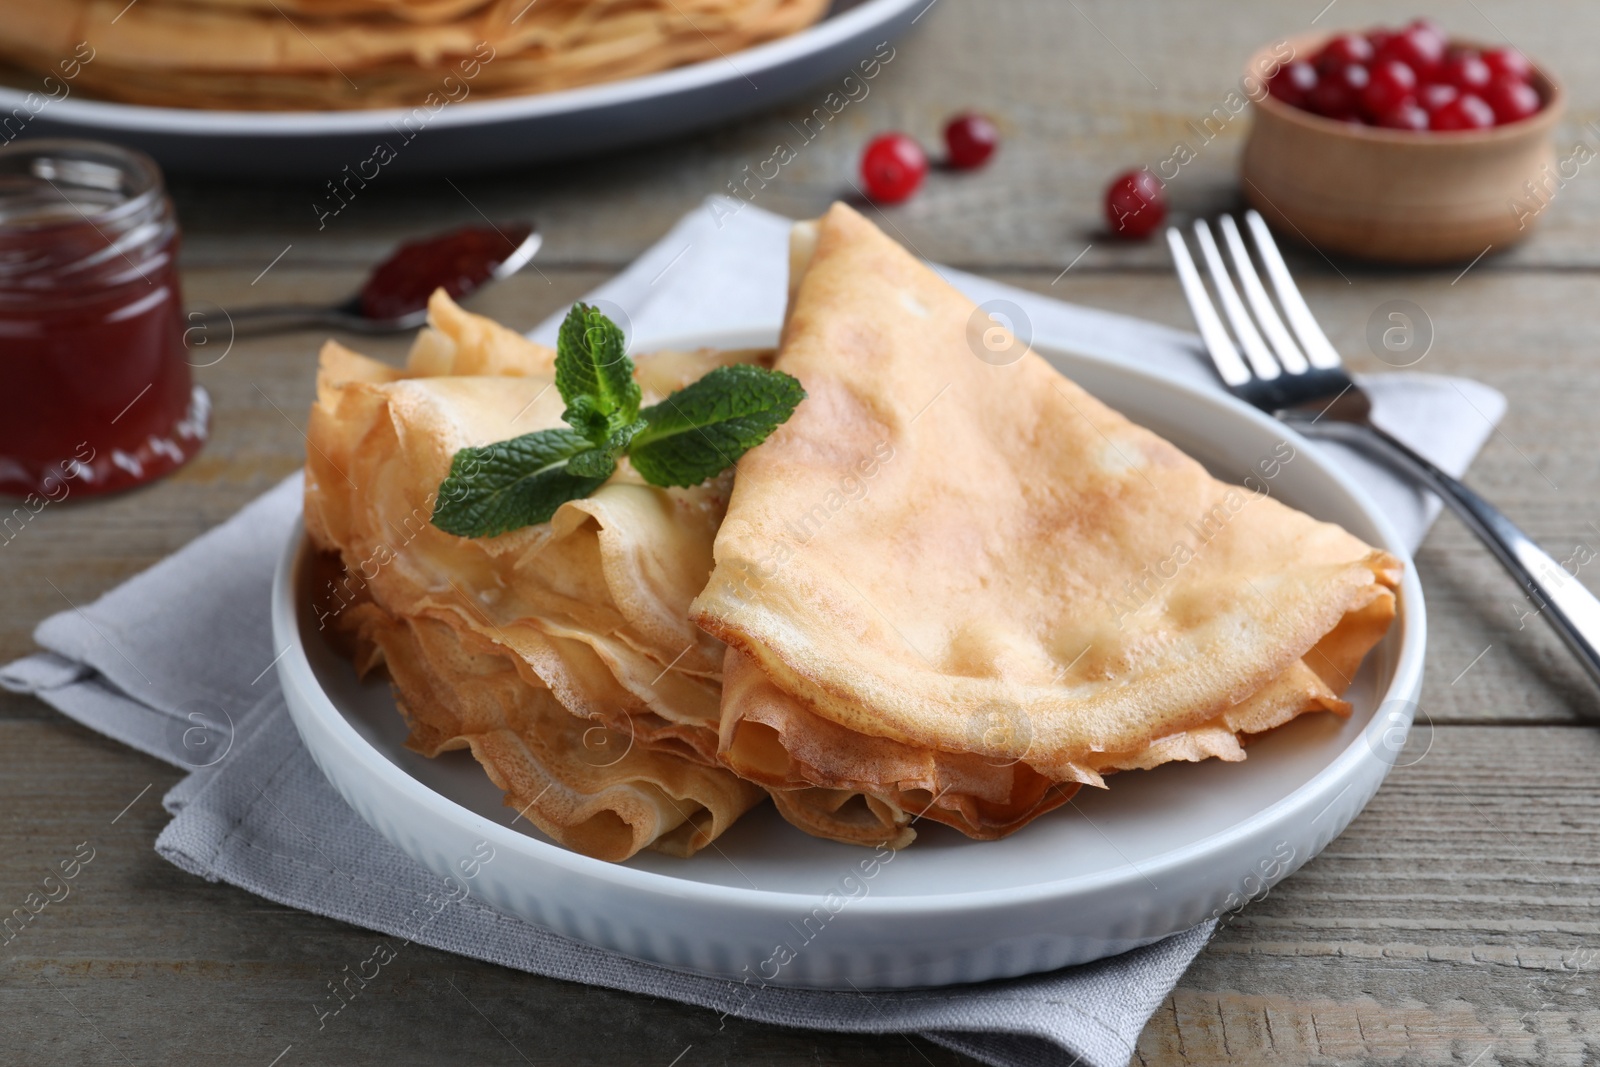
1165;227;1252;387
1218;215;1309;374
1242;210;1343;369
1192;219;1280;381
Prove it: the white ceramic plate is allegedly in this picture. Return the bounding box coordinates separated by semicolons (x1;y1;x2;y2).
272;330;1426;989
6;0;924;176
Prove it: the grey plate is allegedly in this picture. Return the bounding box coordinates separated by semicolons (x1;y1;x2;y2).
272;328;1426;989
3;0;924;176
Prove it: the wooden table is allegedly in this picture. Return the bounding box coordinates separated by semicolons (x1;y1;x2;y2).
7;1;1600;1063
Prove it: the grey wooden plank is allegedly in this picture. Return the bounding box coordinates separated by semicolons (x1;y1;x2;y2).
9;2;1600;1061
1137;722;1600;1065
0;716;973;1066
3;715;1597;1065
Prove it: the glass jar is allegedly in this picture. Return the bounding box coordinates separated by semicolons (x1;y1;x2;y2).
0;139;208;499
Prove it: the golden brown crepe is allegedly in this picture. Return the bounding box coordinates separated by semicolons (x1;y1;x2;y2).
304;290;766;861
342;602;757;858
690;204;1402;848
0;0;829;110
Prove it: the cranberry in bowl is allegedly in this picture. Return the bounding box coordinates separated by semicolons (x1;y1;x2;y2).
1242;24;1563;263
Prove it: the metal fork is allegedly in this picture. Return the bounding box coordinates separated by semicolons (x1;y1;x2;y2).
1168;210;1600;691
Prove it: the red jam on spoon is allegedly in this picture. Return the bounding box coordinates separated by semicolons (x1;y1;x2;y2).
359;223;535;321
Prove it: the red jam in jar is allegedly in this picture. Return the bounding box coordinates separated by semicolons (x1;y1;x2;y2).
0;139;208;500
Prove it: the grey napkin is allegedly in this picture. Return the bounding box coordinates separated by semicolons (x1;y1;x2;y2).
1;201;1505;1067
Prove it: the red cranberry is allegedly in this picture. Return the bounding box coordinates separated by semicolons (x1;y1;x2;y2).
1316;33;1375;72
860;133;928;203
1429;93;1495;131
1444;51;1492;92
1482;46;1532;81
943;112;998;169
1366;29;1395;53
1419;82;1459;112
1375;101;1430;130
1308;63;1369;119
1104;169;1166;240
1361;59;1418;119
1268;60;1319;108
1408;18;1448;47
1485;77;1542;124
1378;25;1446;80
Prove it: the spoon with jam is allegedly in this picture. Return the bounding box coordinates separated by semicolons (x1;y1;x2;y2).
199;222;541;336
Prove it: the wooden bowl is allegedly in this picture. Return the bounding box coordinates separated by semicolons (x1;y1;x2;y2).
1240;33;1564;264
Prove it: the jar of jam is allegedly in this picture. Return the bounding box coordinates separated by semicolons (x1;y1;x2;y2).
0;139;207;500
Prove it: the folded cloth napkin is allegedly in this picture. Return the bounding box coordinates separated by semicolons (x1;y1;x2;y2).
1;200;1504;1067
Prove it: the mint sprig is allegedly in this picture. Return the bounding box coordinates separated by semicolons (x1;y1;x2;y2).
430;304;805;538
431;427;603;537
555;304;640;438
630;364;807;488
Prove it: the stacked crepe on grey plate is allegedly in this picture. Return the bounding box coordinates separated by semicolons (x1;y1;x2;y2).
304;205;1400;862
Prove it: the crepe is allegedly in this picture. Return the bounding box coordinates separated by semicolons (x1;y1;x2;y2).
0;0;830;110
690;204;1402;848
304;290;767;860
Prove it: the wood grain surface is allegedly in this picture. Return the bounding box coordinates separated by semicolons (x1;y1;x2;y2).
5;1;1600;1064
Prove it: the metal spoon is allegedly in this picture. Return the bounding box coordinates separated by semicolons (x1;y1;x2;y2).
194;222;542;337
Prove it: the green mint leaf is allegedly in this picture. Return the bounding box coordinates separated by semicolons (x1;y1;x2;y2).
431;427;606;538
629;365;805;488
562;395;612;444
564;448;617;480
431;355;804;538
604;417;648;455
555;304;639;435
565;417;646;481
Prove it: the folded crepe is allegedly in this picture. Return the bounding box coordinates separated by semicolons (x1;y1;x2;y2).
0;0;829;110
304;290;767;861
690;204;1402;848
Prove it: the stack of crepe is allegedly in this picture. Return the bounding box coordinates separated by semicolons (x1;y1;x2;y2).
304;203;1401;863
0;0;829;110
305;289;769;860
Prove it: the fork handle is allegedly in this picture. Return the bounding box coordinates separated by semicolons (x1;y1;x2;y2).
1297;419;1600;691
